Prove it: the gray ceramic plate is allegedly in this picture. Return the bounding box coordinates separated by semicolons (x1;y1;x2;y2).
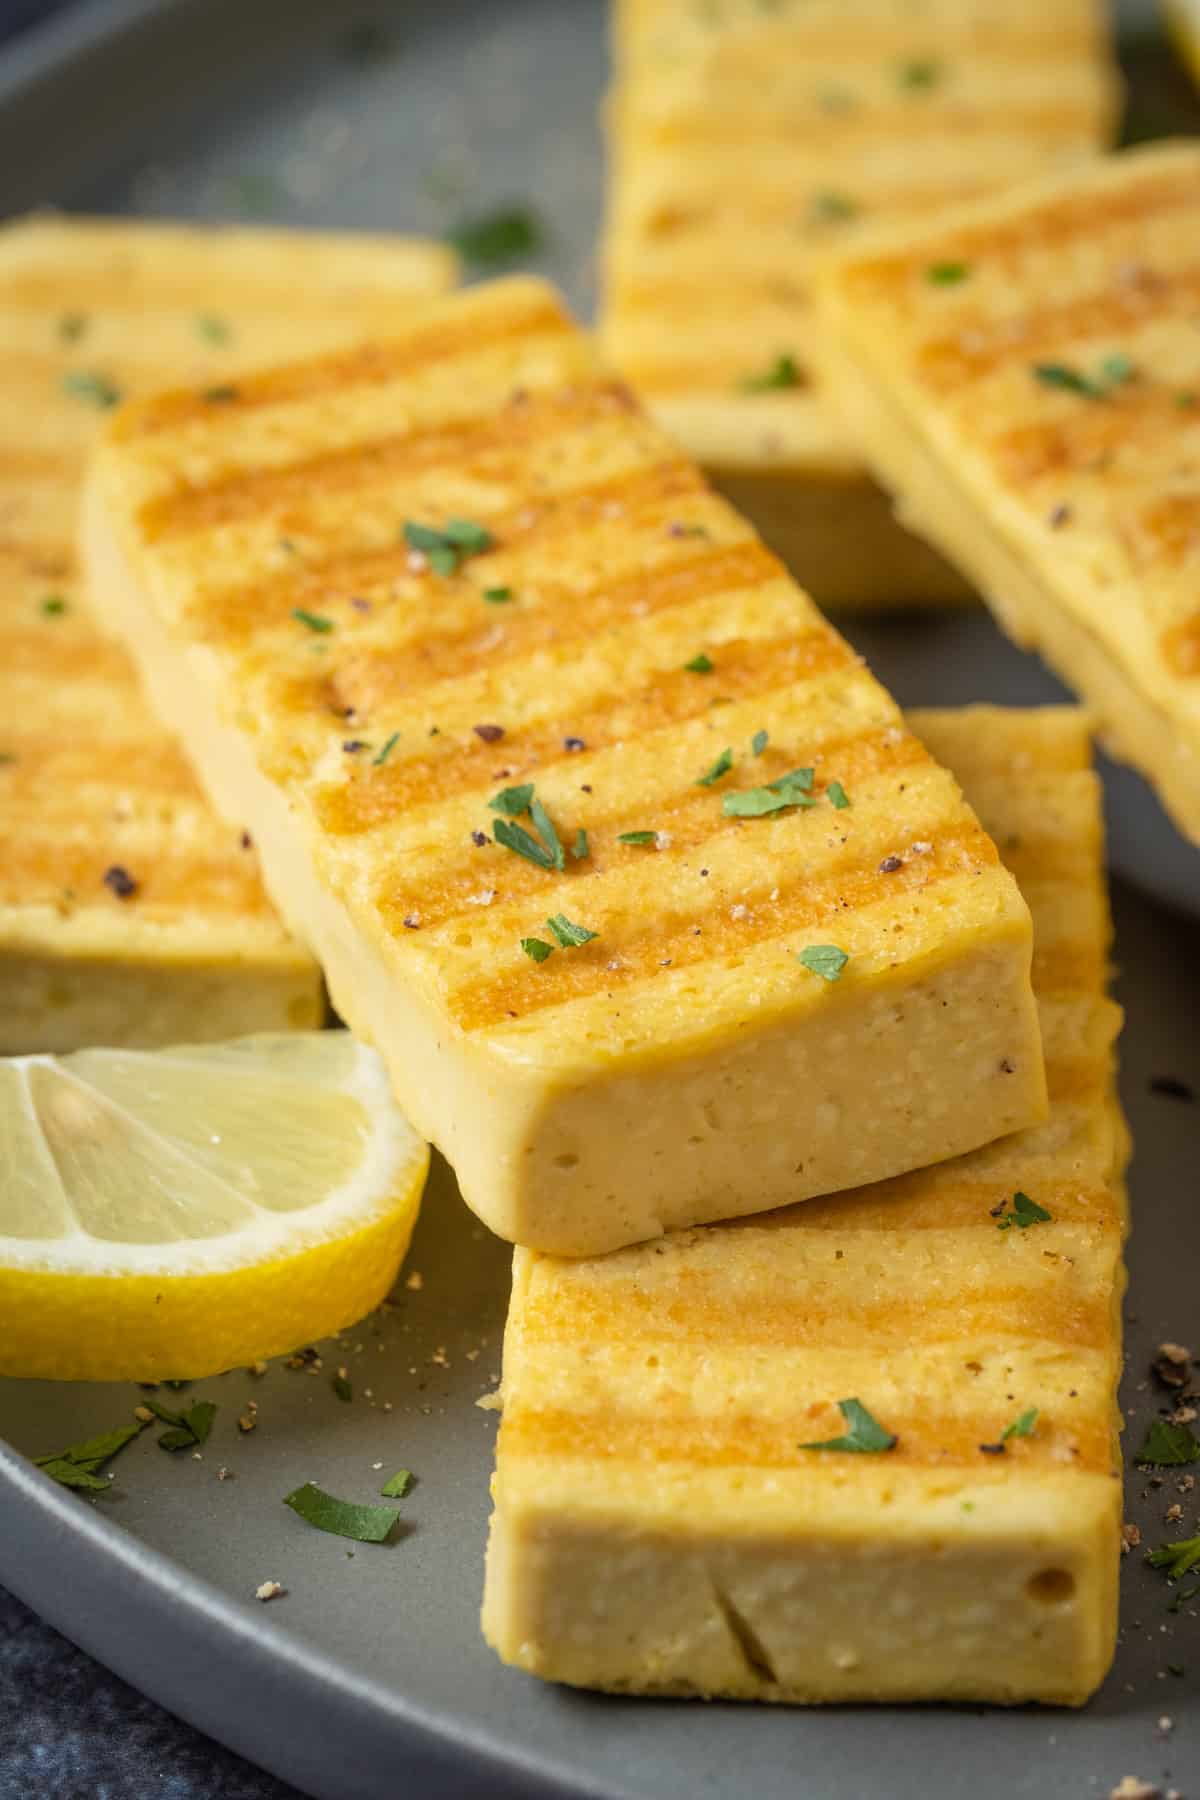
0;5;1199;1799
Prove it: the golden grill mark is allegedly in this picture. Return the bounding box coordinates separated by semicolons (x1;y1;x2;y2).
315;625;852;834
449;825;997;1032
319;540;777;715
1162;609;1200;676
642;100;1110;154
374;725;932;934
916;268;1200;396
113;290;573;440
843;169;1200;313
1117;496;1200;575
0;624;136;685
138;379;642;540
500;1403;1111;1476
725;1175;1121;1236
987;391;1195;490
0;840;276;918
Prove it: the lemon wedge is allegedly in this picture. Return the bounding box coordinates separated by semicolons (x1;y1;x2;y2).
0;1033;428;1381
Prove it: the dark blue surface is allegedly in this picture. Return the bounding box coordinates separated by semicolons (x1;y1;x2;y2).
0;9;294;1793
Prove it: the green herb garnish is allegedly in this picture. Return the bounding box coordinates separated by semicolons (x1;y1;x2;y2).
331;1374;353;1403
483;586;513;604
1033;356;1135;399
404;517;494;577
898;57;941;90
618;830;657;846
62;370;121;409
741;354;801;393
826;781;850;810
1136;1418;1200;1467
751;729;768;757
145;1397;217;1452
58;313;87;343
723;767;815;817
196;313;232;344
41;595;67;617
373;731;400;766
449;206;544;269
809;190;858;224
927;262;969;285
35;1420;148;1492
801;1397;896;1453
292;607;334;633
521;936;554;962
796;944;849;982
996;1190;1051;1231
684;653;714;674
1147;1535;1200;1580
490;783;535;816
283;1481;403;1543
697;748;734;787
1001;1407;1038;1442
571;828;589;861
496;819;559;870
545;912;597;948
380;1469;414;1499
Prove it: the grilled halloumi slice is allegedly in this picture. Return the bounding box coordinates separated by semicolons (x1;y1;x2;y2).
0;215;455;1051
84;277;1045;1256
812;141;1200;845
603;0;1120;608
484;705;1126;1708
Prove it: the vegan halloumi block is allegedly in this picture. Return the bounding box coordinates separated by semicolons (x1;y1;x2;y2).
483;706;1126;1707
812;141;1200;845
0;214;455;1051
602;0;1120;607
84;277;1045;1255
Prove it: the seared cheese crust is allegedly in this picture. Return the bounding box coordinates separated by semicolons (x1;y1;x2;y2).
0;215;454;1050
813;140;1200;843
602;0;1119;606
86;278;1044;1255
484;706;1126;1707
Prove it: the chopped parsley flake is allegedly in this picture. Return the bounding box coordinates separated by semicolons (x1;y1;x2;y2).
898;57;941;90
618;830;657;846
490;783;535;817
292;607;334;633
41;595;67;617
545;912;597;948
740;353;801;393
380;1470;414;1499
145;1397;217;1452
283;1481;402;1543
697;747;734;787
196;313;232;344
331;1373;353;1403
827;780;850;810
373;731;400;766
449;206;544;269
491;787;567;872
1136;1418;1200;1467
796;944;849;982
1001;1407;1038;1442
801;1397;896;1453
496;819;559;870
571;828;589;861
35;1420;148;1493
723;767;815;817
1033;355;1135;399
809;190;858;224
483;586;513;604
404;518;494;577
521;936;554;962
751;729;768;757
996;1190;1051;1231
62;370;121;409
926;261;969;285
1147;1535;1200;1581
684;652;714;674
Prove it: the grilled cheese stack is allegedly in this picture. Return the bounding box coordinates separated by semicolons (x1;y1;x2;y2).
812;141;1200;844
0;215;454;1050
484;706;1126;1707
84;277;1045;1255
603;0;1120;608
